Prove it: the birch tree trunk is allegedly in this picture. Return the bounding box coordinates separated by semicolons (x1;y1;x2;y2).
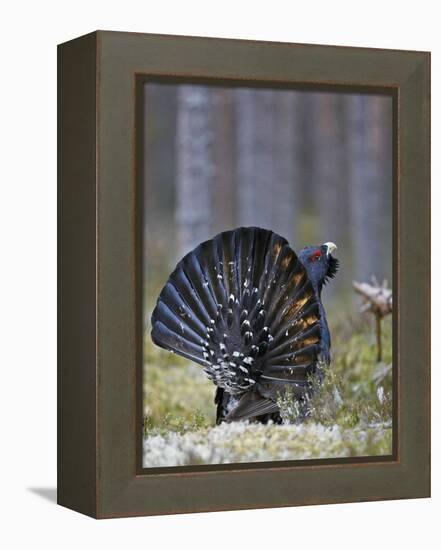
176;86;215;257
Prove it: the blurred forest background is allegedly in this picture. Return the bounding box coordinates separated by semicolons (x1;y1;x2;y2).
142;84;393;465
143;83;392;315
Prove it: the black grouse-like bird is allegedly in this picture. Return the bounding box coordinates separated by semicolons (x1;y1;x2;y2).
151;227;338;424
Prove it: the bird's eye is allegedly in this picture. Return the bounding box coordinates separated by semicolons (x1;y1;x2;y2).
310;250;322;262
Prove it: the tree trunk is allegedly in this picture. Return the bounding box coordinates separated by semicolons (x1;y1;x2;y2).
235;88;275;230
347;94;393;282
310;92;349;296
175;86;216;256
271;91;298;242
212;88;237;234
235;88;300;241
312;93;348;245
143;83;178;297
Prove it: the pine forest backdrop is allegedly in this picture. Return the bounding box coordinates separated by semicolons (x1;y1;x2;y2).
143;83;392;319
141;84;394;463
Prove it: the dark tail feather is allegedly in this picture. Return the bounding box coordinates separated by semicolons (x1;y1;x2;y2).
225;392;279;421
151;227;323;421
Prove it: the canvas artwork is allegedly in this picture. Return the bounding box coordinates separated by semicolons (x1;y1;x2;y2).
141;83;393;469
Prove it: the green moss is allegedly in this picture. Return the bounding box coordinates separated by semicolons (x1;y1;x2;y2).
318;315;393;427
143;313;393;462
143;330;216;434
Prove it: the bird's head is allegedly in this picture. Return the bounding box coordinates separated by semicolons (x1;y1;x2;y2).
298;242;339;292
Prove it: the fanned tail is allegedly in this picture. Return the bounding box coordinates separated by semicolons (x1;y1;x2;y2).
151;227;322;422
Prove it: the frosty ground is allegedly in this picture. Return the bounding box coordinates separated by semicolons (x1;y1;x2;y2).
143;315;393;467
143;420;391;467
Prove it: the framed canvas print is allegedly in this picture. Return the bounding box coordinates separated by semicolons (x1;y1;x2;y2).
58;31;430;518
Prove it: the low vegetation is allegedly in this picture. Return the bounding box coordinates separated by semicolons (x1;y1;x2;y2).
143;313;393;467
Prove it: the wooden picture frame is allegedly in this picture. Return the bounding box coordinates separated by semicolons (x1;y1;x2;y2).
58;30;430;518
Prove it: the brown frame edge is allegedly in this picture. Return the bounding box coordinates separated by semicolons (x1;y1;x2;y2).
58;32;99;517
58;31;430;519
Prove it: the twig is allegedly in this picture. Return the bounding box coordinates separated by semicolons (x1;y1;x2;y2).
353;280;392;362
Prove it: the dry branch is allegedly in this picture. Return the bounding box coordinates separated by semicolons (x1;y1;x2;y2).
353;278;392;362
352;279;392;317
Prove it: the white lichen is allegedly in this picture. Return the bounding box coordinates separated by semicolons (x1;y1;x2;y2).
143;422;392;468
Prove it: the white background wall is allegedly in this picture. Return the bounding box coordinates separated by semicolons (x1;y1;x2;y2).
0;1;438;548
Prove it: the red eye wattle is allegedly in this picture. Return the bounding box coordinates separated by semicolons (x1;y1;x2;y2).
310;250;322;261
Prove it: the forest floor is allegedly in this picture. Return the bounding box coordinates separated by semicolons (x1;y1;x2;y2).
142;314;393;468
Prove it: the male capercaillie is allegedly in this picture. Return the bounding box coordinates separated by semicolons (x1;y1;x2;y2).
151;227;338;423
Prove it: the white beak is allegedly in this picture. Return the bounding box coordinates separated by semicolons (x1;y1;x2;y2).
323;242;337;256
